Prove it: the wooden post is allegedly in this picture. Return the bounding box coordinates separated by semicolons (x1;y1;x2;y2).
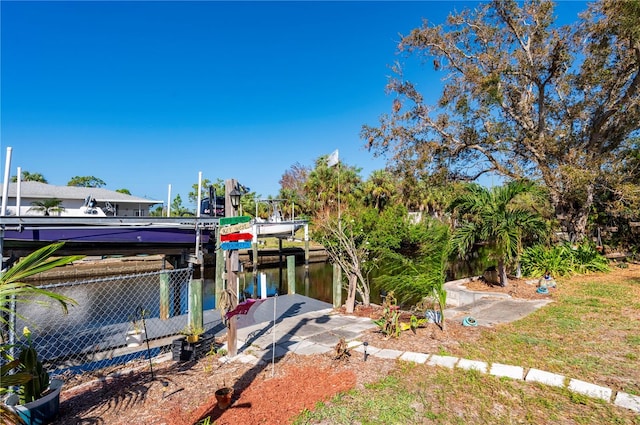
188;278;203;330
287;255;296;295
252;224;258;299
226;259;238;356
225;179;239;357
304;223;310;296
278;238;283;291
215;226;224;309
333;263;342;308
159;271;170;320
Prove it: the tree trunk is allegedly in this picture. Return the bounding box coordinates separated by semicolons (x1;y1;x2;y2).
498;258;509;287
550;183;594;242
345;273;357;313
356;273;370;307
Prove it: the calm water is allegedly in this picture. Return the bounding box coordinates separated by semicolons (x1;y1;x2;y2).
203;258;484;309
201;261;344;309
32;258;485;327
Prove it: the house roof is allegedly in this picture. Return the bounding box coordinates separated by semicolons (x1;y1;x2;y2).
3;181;163;205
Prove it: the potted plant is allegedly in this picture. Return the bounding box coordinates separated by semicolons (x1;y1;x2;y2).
181;324;205;344
172;325;211;361
0;242;82;425
214;386;234;410
2;327;64;425
125;310;148;347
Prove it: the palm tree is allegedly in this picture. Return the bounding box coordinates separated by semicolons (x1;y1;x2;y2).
0;242;82;336
363;170;396;211
28;199;65;216
0;242;82;423
11;171;48;183
449;180;546;287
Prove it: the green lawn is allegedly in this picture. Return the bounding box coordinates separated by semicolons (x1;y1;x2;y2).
293;265;640;425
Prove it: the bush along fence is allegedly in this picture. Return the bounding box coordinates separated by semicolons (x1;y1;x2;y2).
6;267;224;377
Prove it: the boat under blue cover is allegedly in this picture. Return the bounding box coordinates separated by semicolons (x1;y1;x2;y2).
3;224;210;245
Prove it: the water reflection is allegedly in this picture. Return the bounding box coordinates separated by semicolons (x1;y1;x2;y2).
201;262;338;307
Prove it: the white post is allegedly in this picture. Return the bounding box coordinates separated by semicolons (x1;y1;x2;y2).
338;159;341;230
16;167;21;216
1;147;12;216
260;272;267;299
196;171;202;218
167;184;172;217
195;172;202;261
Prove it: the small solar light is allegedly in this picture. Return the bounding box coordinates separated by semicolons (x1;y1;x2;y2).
363;341;369;362
162;381;169;398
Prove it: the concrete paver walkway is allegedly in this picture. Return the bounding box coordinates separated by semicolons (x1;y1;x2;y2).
220;294;640;415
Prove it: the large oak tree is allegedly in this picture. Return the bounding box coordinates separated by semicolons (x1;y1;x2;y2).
363;0;640;240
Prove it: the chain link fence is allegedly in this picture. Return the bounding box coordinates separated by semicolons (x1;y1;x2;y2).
8;268;225;377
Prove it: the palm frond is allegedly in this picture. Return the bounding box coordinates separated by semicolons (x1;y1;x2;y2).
0;242;82;329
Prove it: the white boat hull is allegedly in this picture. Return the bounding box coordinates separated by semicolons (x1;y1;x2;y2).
251;222;304;238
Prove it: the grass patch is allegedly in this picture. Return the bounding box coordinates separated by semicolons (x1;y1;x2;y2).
293;266;640;424
295;366;640;425
626;335;640;346
459;268;640;386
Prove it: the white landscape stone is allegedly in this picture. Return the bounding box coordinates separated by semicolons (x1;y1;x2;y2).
568;378;612;402
525;368;565;387
372;348;404;359
427;354;459;369
614;391;640;413
456;358;488;373
399;351;430;364
489;363;524;380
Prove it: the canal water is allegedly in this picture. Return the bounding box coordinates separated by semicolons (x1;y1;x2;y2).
31;258;486;328
201;261;352;309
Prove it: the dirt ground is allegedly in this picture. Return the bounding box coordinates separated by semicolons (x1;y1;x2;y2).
48;274;568;425
51;338;398;425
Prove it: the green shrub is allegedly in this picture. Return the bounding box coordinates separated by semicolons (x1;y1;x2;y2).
521;242;609;277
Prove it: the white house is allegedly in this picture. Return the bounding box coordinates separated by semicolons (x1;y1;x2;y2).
1;181;162;217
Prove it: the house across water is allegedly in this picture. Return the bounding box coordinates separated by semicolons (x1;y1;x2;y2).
2;181;162;217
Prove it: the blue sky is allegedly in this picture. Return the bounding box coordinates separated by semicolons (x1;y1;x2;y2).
1;1;586;209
